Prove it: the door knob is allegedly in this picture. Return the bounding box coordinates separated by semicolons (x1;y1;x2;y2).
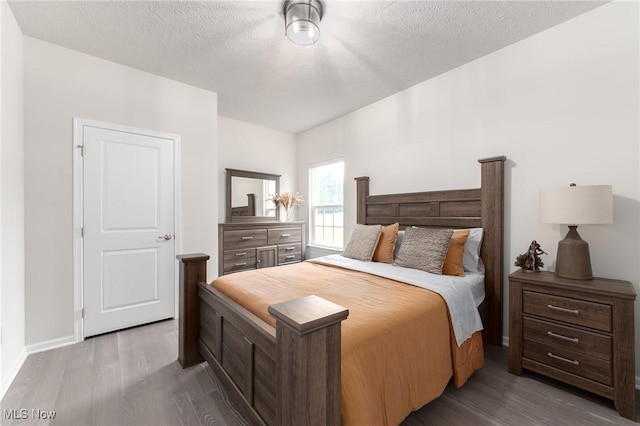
159;234;172;240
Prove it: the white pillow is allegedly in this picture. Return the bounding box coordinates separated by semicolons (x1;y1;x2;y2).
393;230;405;259
463;228;484;273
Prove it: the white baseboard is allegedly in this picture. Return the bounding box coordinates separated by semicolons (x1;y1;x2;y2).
26;335;75;355
0;335;75;401
0;347;27;401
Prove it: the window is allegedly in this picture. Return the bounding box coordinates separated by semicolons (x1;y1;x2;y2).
309;160;344;248
262;180;276;217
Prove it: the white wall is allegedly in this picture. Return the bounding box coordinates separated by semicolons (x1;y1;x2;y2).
298;0;639;359
0;0;25;394
218;116;297;223
24;38;218;345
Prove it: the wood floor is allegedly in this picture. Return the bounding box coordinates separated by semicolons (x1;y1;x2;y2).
2;319;638;425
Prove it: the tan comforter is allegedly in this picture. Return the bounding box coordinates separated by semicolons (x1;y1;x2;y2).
212;261;484;426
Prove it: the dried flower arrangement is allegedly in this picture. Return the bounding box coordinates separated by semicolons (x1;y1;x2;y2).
268;192;303;221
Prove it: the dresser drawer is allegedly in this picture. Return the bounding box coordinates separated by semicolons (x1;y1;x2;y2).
523;317;611;361
278;243;302;264
223;248;256;273
523;339;612;386
268;228;302;245
224;229;268;249
523;290;612;332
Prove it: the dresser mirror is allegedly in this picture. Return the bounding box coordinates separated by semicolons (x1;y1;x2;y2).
226;168;281;222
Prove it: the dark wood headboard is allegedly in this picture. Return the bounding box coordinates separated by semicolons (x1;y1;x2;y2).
355;156;506;346
230;193;256;217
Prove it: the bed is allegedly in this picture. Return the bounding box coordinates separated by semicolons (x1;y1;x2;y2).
177;155;506;426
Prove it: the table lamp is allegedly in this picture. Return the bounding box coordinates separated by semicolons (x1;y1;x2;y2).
539;184;613;280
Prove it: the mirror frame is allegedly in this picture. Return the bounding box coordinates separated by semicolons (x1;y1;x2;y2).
226;168;281;222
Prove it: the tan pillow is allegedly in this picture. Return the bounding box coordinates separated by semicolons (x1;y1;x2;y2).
373;223;399;263
442;229;470;276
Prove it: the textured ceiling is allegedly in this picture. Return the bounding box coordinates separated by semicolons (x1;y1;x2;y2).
9;1;606;134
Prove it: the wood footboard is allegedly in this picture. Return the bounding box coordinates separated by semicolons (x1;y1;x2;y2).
177;254;349;426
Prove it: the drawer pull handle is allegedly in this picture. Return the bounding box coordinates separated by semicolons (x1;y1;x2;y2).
234;252;247;257
241;236;254;240
281;233;291;237
547;304;579;315
547;352;579;366
285;255;296;260
285;247;295;251
235;262;247;267
547;331;579;344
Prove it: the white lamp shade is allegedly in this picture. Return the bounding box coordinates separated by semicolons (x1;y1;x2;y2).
540;185;613;225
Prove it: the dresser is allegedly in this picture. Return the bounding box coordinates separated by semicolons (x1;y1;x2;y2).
508;270;636;420
218;222;305;276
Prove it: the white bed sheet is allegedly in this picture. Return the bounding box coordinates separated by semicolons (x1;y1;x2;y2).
308;254;484;346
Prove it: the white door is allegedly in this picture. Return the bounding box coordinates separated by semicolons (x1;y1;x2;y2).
82;125;176;337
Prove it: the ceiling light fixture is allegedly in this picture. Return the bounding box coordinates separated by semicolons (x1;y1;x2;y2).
283;0;323;46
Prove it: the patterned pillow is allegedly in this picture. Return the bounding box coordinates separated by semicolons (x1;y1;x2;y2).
343;224;383;261
394;227;453;274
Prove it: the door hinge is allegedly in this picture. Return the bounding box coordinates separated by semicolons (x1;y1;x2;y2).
81;308;84;319
81;227;84;238
77;144;84;157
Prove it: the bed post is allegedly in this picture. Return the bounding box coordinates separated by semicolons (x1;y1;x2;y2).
478;156;506;346
247;193;256;216
268;295;349;426
355;176;370;225
177;253;210;368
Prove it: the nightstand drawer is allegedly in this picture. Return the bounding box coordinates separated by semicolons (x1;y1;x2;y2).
523;339;612;386
223;248;256;273
268;228;302;245
523;317;611;361
224;229;268;249
523;290;611;332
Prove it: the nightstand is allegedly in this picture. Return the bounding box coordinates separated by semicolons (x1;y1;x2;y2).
508;270;636;420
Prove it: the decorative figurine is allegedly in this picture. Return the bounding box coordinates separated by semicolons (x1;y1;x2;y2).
514;240;547;271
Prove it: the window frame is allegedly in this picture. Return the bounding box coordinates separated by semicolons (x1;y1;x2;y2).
308;159;345;249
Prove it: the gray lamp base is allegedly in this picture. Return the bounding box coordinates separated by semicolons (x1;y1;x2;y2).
555;225;593;280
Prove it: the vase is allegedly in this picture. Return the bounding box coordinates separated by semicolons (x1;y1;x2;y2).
283;208;292;221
